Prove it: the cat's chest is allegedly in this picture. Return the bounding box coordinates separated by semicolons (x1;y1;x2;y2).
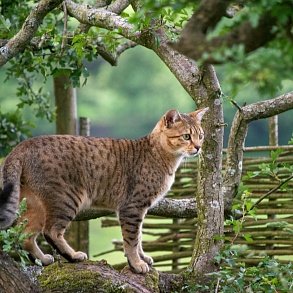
148;172;175;207
164;172;175;192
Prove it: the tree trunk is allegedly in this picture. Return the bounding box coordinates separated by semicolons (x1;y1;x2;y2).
150;33;225;278
188;65;224;276
267;115;278;250
54;74;77;135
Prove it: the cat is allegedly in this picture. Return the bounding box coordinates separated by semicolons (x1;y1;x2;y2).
0;107;208;273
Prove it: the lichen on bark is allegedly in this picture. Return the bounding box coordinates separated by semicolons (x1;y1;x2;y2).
38;260;162;293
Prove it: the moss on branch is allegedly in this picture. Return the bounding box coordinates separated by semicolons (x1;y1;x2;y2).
38;260;180;293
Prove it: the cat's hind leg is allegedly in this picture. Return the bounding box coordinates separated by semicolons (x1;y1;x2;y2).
21;188;54;265
118;207;150;274
23;232;54;265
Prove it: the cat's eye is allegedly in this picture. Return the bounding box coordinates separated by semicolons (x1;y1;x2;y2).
182;134;191;140
199;133;204;140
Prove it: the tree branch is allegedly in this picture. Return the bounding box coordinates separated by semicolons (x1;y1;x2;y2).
169;1;279;63
183;0;232;34
241;91;293;122
107;0;131;14
76;198;198;221
38;261;182;293
247;174;293;214
0;0;63;67
65;0;140;42
223;91;293;210
76;0;131;35
94;39;137;66
153;29;203;100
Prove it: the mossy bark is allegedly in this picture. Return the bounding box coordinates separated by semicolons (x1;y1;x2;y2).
188;65;224;276
0;251;184;293
38;260;169;293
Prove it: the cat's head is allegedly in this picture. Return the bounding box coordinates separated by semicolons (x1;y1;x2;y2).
152;108;209;158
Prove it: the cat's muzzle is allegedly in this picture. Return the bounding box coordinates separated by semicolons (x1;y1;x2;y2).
187;148;201;157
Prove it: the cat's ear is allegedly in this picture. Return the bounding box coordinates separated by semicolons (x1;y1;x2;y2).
164;109;181;128
189;107;209;122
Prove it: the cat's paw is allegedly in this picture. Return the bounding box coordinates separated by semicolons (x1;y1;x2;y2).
41;254;54;266
129;259;149;274
72;251;88;262
140;253;153;266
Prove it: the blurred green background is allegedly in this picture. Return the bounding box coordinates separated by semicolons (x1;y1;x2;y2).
1;46;292;146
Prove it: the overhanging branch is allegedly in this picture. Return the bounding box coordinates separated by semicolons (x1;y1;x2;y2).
241;91;293;122
65;0;140;42
223;91;293;210
169;0;282;63
0;0;63;67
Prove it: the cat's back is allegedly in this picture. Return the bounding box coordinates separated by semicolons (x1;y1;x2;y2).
6;134;150;174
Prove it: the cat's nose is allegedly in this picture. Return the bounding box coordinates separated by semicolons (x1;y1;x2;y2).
191;145;200;156
194;145;200;152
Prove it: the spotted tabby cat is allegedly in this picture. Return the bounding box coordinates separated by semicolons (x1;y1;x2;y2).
0;108;208;273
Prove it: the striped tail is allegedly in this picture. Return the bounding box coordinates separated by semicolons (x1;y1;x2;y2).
0;159;21;229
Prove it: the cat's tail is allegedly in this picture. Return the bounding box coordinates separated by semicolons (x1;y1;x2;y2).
0;158;21;230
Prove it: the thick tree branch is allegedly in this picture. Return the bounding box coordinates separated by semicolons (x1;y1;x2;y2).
170;1;279;63
149;198;197;218
76;0;131;35
183;0;232;34
107;0;131;14
76;198;198;221
0;0;63;67
38;261;182;293
223;91;293;210
65;0;140;42
240;91;293;122
153;29;203;99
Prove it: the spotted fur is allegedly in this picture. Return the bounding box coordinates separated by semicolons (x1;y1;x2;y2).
0;108;208;273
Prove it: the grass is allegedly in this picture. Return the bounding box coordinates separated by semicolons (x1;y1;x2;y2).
89;219;125;264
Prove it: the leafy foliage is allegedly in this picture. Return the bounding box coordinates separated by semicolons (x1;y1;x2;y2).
208;0;293;98
0;108;31;156
187;250;293;293
0;0;32;38
245;148;293;183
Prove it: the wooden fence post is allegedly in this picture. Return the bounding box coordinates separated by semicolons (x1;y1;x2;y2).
76;117;91;255
268;116;278;146
267;115;279;251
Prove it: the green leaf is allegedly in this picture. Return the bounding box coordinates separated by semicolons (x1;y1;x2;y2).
0;14;11;30
271;149;283;163
242;233;253;243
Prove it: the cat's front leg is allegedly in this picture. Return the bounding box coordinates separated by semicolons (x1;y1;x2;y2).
137;231;153;266
118;208;150;274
